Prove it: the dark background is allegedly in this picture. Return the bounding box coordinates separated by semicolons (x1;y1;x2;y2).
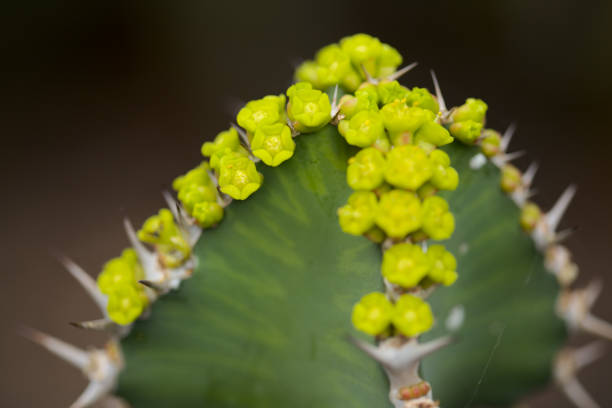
2;1;611;407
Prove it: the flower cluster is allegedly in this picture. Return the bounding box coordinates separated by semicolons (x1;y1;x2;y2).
137;209;191;268
324;74;463;338
96;249;149;325
295;34;403;92
351;291;433;337
445;98;488;144
173;162;224;228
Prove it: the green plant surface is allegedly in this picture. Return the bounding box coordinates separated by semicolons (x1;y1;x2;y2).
117;125;567;407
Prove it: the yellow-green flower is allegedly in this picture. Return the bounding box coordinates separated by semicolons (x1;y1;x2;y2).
376;43;402;78
251;123;295;167
338;110;385;147
451;98;488;124
380;102;435;142
192;201;224;228
138;209;191;268
351;292;393;336
346;147;387;190
406;87;439;114
414;121;453;150
377;80;410;105
340;33;382;77
384;145;433;190
426;244;458;286
201;128;241;158
382;243;431;288
375;190;422;238
449;120;482;145
107;285;147;326
218;153;263;200
392;294;434;337
339;89;378;119
429;150;459;191
286;82;331;132
421;196;455;240
237;95;286;134
337;191;379;236
97;248;144;295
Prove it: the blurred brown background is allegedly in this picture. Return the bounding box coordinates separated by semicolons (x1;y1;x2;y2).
1;1;611;407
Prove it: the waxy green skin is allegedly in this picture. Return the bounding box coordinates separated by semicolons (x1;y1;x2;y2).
117;126;566;408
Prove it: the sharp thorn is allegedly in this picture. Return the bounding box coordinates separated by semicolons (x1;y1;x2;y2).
162;191;180;221
548;185;577;232
231;123;251;150
361;64;377;84
138;279;164;292
59;257;107;314
585;279;604;308
123;218;153;264
19;327;89;370
554;227;578;244
392;336;455;369
582;315;612;341
500;122;517;152
430;70;447;113
70;381;114;408
492;150;525;167
70;318;115;332
385;62;418;82
573;341;608;369
561;377;601;408
522;162;539;187
348;336;395;366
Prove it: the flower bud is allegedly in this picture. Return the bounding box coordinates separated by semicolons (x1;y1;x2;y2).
376;43;402;78
449;120;482;144
520;202;542;232
414;121;454;149
340;33;382;75
480;129;501;157
500;164;521;193
451;98;488;123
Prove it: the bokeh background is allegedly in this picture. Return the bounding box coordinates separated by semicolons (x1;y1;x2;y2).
2;1;611;406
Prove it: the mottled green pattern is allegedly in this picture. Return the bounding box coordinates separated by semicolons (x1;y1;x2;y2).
118;126;390;407
117;127;566;408
421;143;567;407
